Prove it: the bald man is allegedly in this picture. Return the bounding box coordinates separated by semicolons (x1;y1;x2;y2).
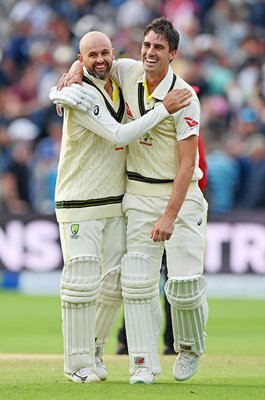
53;31;192;383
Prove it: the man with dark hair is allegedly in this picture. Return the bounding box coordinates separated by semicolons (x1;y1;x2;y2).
112;17;209;384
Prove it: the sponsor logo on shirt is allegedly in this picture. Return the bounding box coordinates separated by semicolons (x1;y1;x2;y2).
125;102;134;119
184;117;198;128
93;105;99;116
139;132;153;146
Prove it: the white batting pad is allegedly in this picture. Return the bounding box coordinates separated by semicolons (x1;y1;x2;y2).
165;275;208;355
61;256;101;375
121;252;162;375
95;265;123;347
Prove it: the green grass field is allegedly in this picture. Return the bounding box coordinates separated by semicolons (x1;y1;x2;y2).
0;292;265;400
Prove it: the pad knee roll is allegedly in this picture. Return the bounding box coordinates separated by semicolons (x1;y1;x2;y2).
121;252;160;300
61;256;101;303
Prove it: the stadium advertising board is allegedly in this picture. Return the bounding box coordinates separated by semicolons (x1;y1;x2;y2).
0;211;265;275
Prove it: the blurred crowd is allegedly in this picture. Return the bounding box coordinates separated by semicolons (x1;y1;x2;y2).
0;0;264;216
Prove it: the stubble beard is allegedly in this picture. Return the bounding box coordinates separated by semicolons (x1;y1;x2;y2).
88;63;112;80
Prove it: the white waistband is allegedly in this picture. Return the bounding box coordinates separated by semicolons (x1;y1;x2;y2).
126;179;199;197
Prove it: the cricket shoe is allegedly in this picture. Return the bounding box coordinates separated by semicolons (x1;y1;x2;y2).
95;346;108;381
130;367;155;384
65;367;100;383
173;352;200;381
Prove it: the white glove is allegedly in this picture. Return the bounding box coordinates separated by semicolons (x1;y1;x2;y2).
49;83;97;112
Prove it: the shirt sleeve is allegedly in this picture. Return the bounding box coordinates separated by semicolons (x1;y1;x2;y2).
73;100;170;146
110;59;138;87
174;99;200;141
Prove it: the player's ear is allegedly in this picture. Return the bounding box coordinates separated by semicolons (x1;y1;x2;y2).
169;50;177;63
111;47;115;60
78;53;84;65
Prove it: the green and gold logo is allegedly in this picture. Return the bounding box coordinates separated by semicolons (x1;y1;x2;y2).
70;224;79;238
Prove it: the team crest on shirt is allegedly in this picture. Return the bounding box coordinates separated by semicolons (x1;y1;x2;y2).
184;117;198;128
70;224;79;239
139;132;153;146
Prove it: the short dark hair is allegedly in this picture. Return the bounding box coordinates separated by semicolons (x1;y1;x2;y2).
143;17;180;52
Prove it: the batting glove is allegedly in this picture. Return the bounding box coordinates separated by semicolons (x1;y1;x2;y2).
49;84;97;112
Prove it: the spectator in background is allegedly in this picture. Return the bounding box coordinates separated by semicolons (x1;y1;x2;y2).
238;133;265;209
1;141;33;213
0;1;264;229
234;107;261;141
206;136;241;214
0;118;39;214
31;116;62;214
206;134;240;213
0;122;12;174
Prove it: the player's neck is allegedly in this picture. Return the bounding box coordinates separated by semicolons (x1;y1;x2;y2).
146;71;167;95
104;78;113;98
